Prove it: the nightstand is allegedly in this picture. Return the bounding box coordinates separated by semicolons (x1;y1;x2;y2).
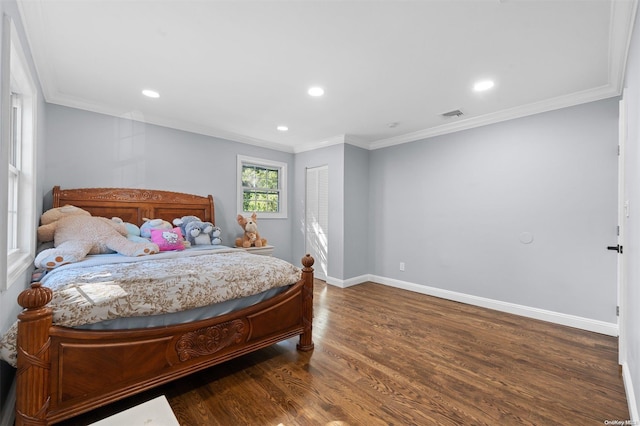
242;245;274;256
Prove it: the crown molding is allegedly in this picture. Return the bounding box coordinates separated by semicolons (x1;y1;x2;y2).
16;0;56;100
343;135;371;150
44;81;626;155
369;0;637;151
47;92;298;153
18;1;297;154
609;0;638;93
369;83;621;150
19;0;638;155
293;135;346;154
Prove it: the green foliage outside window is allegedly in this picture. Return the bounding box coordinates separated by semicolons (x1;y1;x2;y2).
242;165;280;213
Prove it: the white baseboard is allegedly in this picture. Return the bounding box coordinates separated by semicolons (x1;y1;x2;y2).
325;273;619;336
0;275;625;425
325;274;370;288
329;274;627;416
623;362;639;424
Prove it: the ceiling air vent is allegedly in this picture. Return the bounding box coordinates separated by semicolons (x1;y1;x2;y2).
441;109;464;118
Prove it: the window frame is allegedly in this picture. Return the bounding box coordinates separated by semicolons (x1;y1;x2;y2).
8;93;22;254
237;155;288;219
2;16;37;290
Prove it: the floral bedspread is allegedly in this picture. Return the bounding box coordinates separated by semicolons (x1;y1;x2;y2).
0;247;301;367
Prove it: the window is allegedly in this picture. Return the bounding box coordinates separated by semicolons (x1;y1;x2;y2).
8;93;21;253
2;17;37;289
237;156;287;219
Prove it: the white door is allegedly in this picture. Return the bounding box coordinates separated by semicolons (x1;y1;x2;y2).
617;92;628;365
305;165;328;280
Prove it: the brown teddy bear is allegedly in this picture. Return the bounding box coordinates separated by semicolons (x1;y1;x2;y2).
35;205;159;269
235;212;267;248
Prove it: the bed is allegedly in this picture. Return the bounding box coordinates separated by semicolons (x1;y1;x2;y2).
6;186;314;426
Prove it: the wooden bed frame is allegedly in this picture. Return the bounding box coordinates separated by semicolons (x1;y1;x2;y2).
14;186;314;425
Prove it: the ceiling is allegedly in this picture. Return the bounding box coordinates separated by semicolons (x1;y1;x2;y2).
16;0;638;153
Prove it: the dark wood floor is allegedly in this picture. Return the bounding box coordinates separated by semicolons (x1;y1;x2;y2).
63;280;629;425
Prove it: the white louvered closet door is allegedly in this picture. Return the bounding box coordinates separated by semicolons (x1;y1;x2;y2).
305;165;328;280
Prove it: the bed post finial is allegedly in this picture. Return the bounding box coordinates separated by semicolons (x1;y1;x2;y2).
15;283;53;426
297;254;314;352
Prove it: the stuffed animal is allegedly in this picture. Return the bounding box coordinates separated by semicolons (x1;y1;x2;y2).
211;226;222;245
172;215;202;237
34;205;159;269
111;217;149;244
150;227;186;251
184;220;214;246
37;205;90;243
235;213;267;248
139;217;173;238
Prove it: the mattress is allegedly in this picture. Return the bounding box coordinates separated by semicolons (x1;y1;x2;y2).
0;246;301;367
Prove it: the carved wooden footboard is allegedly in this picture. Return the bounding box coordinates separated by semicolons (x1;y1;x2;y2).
15;254;314;425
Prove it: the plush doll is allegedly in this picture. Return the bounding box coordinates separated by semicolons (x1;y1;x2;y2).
183;220;214;246
111;217;149;244
139;217;173;238
235;213;267;248
210;226;222;245
34;205;159;269
172;215;202;237
150;227;186;251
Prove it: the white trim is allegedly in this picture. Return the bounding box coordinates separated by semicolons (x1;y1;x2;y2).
324;273;619;336
293;134;371;154
17;0;637;155
2;15;37;290
371;275;618;336
305;165;329;280
325;274;369;289
294;135;347;154
7;252;31;286
37;85;628;155
623;362;639;424
608;0;638;94
0;15;11;291
236;155;288;219
50;96;298;152
16;0;296;155
618;91;628;365
369;84;620;150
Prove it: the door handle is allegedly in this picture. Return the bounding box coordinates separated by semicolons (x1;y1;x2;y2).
607;245;623;254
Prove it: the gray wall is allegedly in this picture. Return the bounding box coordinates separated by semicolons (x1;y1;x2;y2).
369;99;619;323
293;144;345;280
292;143;370;284
622;3;640;419
44;104;295;263
344;143;369;279
0;0;46;417
0;3;629;417
47;93;616;326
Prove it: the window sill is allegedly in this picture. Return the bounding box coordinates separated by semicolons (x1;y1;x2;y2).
7;252;33;290
237;212;288;219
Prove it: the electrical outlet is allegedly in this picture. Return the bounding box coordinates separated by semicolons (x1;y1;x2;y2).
399;262;405;271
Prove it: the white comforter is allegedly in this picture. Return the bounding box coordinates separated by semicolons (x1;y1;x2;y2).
0;247;301;367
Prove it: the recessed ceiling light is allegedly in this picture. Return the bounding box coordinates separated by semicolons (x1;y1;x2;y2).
473;80;495;92
142;89;160;98
277;125;289;132
308;87;325;97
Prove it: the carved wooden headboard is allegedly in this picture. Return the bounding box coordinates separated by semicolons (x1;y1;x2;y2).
52;186;215;226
